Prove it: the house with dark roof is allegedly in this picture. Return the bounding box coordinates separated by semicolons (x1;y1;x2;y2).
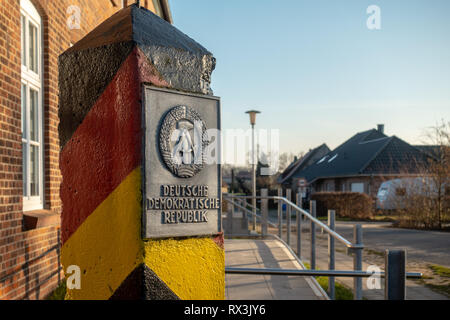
277;144;330;192
293;125;435;198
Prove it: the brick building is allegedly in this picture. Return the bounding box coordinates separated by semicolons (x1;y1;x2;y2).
0;0;171;300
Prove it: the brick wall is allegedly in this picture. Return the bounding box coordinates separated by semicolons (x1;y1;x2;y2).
0;225;61;299
0;0;164;300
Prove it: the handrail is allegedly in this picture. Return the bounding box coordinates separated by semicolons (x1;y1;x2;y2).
224;195;358;249
223;192;421;300
225;267;423;279
227;197;278;229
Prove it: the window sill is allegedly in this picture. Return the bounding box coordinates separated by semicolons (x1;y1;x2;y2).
23;210;60;231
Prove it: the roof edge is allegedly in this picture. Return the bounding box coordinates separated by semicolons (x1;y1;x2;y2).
278;143;328;184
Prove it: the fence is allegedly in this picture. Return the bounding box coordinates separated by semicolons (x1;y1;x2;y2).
223;188;422;300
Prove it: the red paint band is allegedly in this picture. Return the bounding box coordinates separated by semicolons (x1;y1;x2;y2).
60;47;170;244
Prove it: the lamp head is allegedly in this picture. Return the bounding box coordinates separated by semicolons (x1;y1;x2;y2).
245;110;261;126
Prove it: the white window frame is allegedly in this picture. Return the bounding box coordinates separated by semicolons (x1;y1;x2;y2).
21;0;44;211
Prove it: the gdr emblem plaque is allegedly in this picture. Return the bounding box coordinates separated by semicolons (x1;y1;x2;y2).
143;86;221;239
159;105;209;178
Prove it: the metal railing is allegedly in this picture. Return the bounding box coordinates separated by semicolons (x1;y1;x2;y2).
223;189;422;300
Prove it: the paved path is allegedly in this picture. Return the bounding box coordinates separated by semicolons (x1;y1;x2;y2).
225;239;327;300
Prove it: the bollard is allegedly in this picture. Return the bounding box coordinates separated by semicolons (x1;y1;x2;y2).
353;224;363;300
385;250;406;300
261;189;268;236
328;210;335;300
296;193;302;259
310;200;316;270
278;188;283;239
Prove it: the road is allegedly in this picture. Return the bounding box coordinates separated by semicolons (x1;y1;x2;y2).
267;209;450;266
333;222;450;266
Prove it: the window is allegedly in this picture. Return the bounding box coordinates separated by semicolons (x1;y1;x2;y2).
328;154;338;163
351;183;364;193
21;0;43;211
378;188;388;199
317;156;328;164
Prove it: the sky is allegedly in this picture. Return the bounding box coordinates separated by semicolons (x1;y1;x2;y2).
170;0;450;159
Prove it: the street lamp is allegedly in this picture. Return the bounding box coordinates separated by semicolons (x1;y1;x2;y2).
246;110;260;231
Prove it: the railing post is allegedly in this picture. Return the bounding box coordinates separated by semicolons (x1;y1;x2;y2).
252;195;257;231
385;250;406;300
241;199;248;230
228;198;234;235
310;200;316;270
278;188;282;239
328;210;336;300
353;224;363;300
286;189;292;246
296;193;302;259
261;189;268;236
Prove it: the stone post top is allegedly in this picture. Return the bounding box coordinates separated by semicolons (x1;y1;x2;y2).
58;3;216;149
60;3;216;95
64;4;212;57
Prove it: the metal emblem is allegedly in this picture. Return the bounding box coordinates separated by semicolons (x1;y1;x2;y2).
159;105;208;178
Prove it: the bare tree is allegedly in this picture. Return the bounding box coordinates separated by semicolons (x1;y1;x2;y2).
278;152;304;172
423;120;450;229
393;120;450;229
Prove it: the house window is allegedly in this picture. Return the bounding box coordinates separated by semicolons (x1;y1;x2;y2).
328;154;338;163
317;156;328;164
351;183;364;193
21;0;43;211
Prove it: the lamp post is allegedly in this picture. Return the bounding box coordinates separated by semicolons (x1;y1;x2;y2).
246;110;260;231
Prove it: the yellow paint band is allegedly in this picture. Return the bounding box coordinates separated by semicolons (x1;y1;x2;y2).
62;168;143;300
144;238;225;300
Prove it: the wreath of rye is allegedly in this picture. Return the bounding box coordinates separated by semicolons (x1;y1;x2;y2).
159;105;209;178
